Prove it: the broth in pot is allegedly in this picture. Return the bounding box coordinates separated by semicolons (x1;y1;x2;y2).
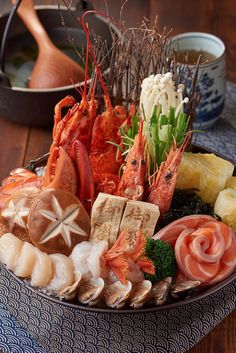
175;49;216;65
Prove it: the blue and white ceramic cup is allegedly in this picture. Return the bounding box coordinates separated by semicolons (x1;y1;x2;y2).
169;32;226;129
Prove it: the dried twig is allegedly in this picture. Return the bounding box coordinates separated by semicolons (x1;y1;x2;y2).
58;3;200;124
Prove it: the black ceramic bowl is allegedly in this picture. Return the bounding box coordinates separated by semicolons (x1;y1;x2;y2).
0;144;235;353
0;4;113;127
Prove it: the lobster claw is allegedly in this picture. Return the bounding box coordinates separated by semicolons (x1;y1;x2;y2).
45;146;77;195
71;140;94;214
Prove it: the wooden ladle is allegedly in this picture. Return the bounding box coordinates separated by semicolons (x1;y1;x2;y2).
12;0;85;89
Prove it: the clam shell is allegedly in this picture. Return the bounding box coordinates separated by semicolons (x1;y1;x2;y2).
77;277;105;306
103;280;132;309
128;280;152;309
150;277;172;306
171;280;201;299
59;271;82;300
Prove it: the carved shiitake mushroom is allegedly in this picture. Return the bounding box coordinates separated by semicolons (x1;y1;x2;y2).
0;187;40;242
27;188;90;255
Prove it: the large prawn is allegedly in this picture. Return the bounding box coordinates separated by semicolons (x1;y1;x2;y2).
147;136;190;217
116;119;147;200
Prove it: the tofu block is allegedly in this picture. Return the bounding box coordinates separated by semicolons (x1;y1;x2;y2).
119;200;160;247
90;193;127;246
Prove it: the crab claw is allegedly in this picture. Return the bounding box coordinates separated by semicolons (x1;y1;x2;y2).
45;146;77;195
71;140;94;214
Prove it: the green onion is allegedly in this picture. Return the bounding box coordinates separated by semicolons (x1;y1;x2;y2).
109;104;192;174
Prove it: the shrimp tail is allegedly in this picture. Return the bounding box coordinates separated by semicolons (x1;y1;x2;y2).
137;257;155;275
102;230;130;283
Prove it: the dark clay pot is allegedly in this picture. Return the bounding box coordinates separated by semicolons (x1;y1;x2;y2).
0;3;113;127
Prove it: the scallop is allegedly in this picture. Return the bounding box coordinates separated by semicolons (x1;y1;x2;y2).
70;241;94;277
14;241;36;278
103;281;132;309
46;254;75;293
0;233;23;271
31;248;52;287
70;240;108;279
77;277;105;306
87;241;108;278
128;280;152;309
150;277;172;306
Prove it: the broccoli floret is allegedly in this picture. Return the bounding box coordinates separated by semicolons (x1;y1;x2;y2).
144;239;177;284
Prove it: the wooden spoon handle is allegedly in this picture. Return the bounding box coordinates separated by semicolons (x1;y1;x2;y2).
11;0;51;49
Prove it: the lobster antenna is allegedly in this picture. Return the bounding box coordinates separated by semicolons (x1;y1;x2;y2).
81;11;112;109
91;72;97;98
83;37;90;97
71;80;84;96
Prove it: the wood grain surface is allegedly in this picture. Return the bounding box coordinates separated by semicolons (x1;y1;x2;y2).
0;1;235;353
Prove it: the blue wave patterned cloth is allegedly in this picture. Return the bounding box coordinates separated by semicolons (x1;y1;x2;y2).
0;82;236;353
0;265;235;353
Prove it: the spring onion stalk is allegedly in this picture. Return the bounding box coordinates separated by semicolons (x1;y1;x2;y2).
140;72;190;168
112;73;191;172
147;104;190;167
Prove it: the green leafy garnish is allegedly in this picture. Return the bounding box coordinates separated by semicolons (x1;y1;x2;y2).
146;105;190;167
145;239;177;284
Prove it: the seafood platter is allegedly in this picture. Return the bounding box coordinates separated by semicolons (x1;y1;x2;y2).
0;9;236;353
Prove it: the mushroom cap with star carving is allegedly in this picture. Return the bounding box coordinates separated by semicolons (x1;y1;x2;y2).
0;187;40;242
27;188;90;255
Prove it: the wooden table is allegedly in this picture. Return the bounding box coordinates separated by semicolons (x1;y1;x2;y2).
0;1;236;352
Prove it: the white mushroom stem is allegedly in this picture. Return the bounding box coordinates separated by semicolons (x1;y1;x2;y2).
140;72;189;121
175;97;189;117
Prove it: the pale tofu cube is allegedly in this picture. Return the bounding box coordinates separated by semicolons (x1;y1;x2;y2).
90;193;127;246
119;200;160;247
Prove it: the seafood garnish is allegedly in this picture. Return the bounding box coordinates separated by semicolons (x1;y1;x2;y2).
171;280;201;299
77;277;105;306
103;280;132;309
128;280;152;309
150;277;172;306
